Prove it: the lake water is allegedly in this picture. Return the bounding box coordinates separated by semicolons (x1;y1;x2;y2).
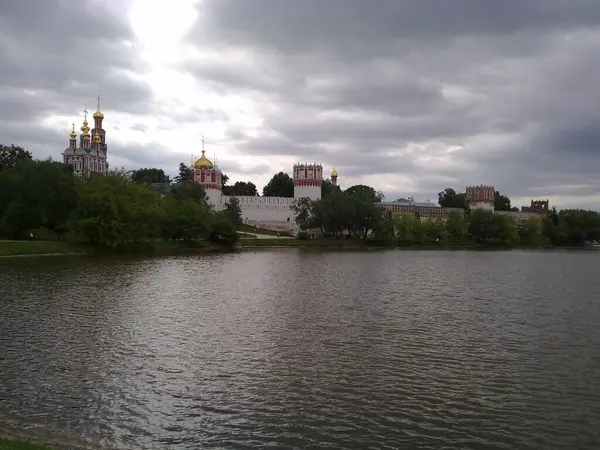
1;249;600;449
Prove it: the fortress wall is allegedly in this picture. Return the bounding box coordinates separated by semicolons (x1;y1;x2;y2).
223;195;296;207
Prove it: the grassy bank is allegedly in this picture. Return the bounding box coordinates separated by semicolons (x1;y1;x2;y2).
0;438;51;450
0;240;93;257
238;224;293;236
0;237;558;257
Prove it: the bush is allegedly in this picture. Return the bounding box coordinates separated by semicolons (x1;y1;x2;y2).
296;231;310;240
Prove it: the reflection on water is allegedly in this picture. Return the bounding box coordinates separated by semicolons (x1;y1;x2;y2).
1;250;600;449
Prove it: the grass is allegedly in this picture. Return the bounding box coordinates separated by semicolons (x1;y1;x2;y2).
237;224;292;236
0;240;93;257
0;438;52;450
237;232;258;239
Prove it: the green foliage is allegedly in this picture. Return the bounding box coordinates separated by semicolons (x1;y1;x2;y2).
0;159;78;239
72;174;164;248
224;196;243;226
321;179;341;198
222;177;258;196
292;186;388;239
438;188;466;208
174;162;191;184
263;172;294;197
170;182;207;204
0;437;52;449
161;197;211;241
494;190;512;211
542;209;600;246
0;144;33;171
208;213;239;247
130;168;170;184
344;184;383;202
296;231;310;240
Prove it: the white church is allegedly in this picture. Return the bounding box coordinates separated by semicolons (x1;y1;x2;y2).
190;149;338;233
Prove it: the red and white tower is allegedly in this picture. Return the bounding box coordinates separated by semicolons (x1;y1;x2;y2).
293;163;323;201
466;185;495;211
190;138;223;209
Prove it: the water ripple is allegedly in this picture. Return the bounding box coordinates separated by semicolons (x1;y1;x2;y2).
1;250;600;449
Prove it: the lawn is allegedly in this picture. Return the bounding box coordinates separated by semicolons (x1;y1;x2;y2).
0;438;52;450
237;224;292;236
0;240;93;257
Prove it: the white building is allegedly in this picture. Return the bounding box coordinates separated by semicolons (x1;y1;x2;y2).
190;150;331;233
62;99;109;177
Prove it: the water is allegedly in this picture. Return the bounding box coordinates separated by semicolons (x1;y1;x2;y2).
1;249;600;449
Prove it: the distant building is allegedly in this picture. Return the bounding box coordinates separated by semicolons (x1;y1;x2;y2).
62;96;109;177
521;199;549;215
380;185;549;221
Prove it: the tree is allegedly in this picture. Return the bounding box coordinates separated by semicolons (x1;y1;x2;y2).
170;182;207;204
0;160;78;239
438;188;466;208
131;168;170;185
174;163;191;184
445;211;467;243
0;144;32;172
344;184;383;202
322;179;341;198
224;197;243;226
161;197;211;241
233;181;258;196
494;191;512;211
208;213;239;247
263;172;294;197
73;174;164;248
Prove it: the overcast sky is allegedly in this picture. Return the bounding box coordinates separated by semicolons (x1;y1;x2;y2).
1;0;599;208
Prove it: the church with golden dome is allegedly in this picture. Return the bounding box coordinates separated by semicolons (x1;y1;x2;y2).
189;139;338;232
62;96;109;177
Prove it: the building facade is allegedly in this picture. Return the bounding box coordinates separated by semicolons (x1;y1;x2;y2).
380;185;549;221
62;97;108;177
190;148;330;232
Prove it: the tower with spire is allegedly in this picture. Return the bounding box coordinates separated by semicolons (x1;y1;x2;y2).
62;97;109;177
331;167;338;186
190;136;223;208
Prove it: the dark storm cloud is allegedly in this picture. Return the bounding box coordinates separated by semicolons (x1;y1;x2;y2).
0;0;154;159
182;0;600;207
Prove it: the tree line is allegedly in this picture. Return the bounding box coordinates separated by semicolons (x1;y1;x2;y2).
438;187;516;211
294;182;600;247
0;145;240;248
2;145;599;249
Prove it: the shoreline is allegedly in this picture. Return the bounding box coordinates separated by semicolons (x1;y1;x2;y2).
0;238;576;258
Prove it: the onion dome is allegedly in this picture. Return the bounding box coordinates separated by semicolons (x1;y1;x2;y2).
193;150;214;169
93;132;101;143
69;123;77;140
331;167;338;177
94;95;104;118
81;119;90;134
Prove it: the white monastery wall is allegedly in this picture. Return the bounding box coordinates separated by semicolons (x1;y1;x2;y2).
222;195;296;226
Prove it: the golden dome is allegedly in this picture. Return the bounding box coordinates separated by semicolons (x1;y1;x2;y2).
193;150;213;169
83;131;91;140
70;123;77;140
94;95;104;118
93;133;101;143
331;167;338;177
81;119;90;134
